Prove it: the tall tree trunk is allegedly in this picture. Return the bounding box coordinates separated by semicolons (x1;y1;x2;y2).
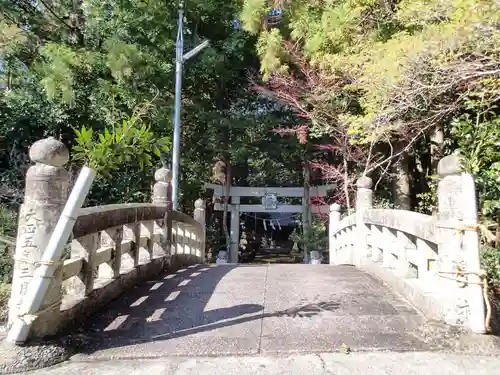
222;159;231;254
302;153;311;258
392;143;411;210
71;0;85;45
215;58;232;258
342;152;351;211
413;153;428;198
430;124;444;173
496;216;500;249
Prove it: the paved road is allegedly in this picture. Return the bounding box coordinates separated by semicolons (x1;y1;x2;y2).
72;264;432;359
29;352;500;375
12;264;500;374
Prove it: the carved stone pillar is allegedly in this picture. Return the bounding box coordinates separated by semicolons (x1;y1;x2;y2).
8;137;70;335
437;155;486;333
152;167;172;259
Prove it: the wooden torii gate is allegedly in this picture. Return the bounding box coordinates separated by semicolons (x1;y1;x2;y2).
204;183;334;262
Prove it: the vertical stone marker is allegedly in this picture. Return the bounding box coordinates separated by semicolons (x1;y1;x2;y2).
437;154;486;333
8;137;70;333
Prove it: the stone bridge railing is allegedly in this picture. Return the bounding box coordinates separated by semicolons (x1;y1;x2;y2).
328;155;487;334
7;138;206;340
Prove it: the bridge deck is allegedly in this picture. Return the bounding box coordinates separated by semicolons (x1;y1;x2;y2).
74;264;433;359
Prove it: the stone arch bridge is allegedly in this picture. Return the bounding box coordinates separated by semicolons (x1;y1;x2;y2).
1;137;499;374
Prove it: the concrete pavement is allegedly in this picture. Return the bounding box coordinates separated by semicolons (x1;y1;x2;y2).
5;264;500;374
73;264;432;359
30;352;500;374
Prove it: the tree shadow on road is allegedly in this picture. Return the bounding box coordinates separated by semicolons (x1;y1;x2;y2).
74;264;341;355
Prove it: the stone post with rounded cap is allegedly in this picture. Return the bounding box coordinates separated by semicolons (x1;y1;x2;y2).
355;176;373;265
356;176;373;209
8;137;70;335
193;199;206;263
152;167;173;258
152;167;173;208
328;203;341;265
437;154;486;333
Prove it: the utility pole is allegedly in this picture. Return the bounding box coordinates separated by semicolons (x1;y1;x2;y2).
171;2;209;210
302;154;311;261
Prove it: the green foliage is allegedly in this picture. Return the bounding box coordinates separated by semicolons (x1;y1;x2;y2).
479;162;500;219
289;216;328;252
71;115;170;177
256;29;288;80
451;100;500;222
103;39;142;82
415;175;439;215
206;219;225;256
0;204;17;240
372;196;399;210
481;245;500;289
0;244;13;285
243;1;498;236
0;20;26;56
38;43;83;107
0;204;16;284
1;0;313;221
241;0;269;34
0;282;10;321
242;0;499;144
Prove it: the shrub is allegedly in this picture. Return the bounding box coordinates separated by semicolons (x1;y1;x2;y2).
481;245;500;289
0;204;16;283
0;283;11;322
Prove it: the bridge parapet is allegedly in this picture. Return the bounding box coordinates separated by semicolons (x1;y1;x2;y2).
7;138;206;340
329;155;486;334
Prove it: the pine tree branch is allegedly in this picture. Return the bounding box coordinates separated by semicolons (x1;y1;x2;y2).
38;0;74;32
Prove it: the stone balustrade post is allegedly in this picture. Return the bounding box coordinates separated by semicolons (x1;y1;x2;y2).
437;155;486;333
355;176;373;266
194;199;206;264
152;167;173;207
328;203;341;265
8;137;70;335
152;167;172;259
